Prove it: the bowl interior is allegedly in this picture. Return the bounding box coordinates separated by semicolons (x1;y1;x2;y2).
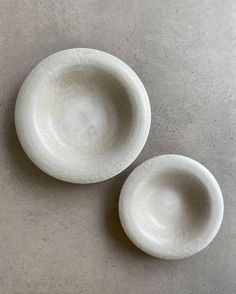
132;171;211;246
34;66;133;163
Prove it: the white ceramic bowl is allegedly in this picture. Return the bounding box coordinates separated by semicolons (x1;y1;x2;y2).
15;49;151;183
119;155;224;259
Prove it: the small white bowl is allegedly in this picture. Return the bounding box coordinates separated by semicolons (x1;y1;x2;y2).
119;155;224;259
15;48;151;183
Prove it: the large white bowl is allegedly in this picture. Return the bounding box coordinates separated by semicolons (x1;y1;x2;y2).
119;155;224;259
15;49;151;183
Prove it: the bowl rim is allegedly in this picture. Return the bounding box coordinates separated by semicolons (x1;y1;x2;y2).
119;154;224;259
15;48;151;183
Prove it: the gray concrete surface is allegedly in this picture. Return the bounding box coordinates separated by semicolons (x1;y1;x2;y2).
0;0;235;293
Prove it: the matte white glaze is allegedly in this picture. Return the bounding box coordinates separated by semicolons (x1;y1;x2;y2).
15;48;151;183
119;155;224;259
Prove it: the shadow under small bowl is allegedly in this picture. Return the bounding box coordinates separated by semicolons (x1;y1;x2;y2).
15;48;151;183
119;155;224;259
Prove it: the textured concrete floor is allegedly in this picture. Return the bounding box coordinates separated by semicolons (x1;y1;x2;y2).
0;0;236;293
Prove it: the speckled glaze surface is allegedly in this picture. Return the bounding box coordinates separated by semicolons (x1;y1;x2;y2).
119;155;224;259
15;48;151;183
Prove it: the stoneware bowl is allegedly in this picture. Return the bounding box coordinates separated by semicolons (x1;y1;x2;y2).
15;48;151;183
119;155;224;259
